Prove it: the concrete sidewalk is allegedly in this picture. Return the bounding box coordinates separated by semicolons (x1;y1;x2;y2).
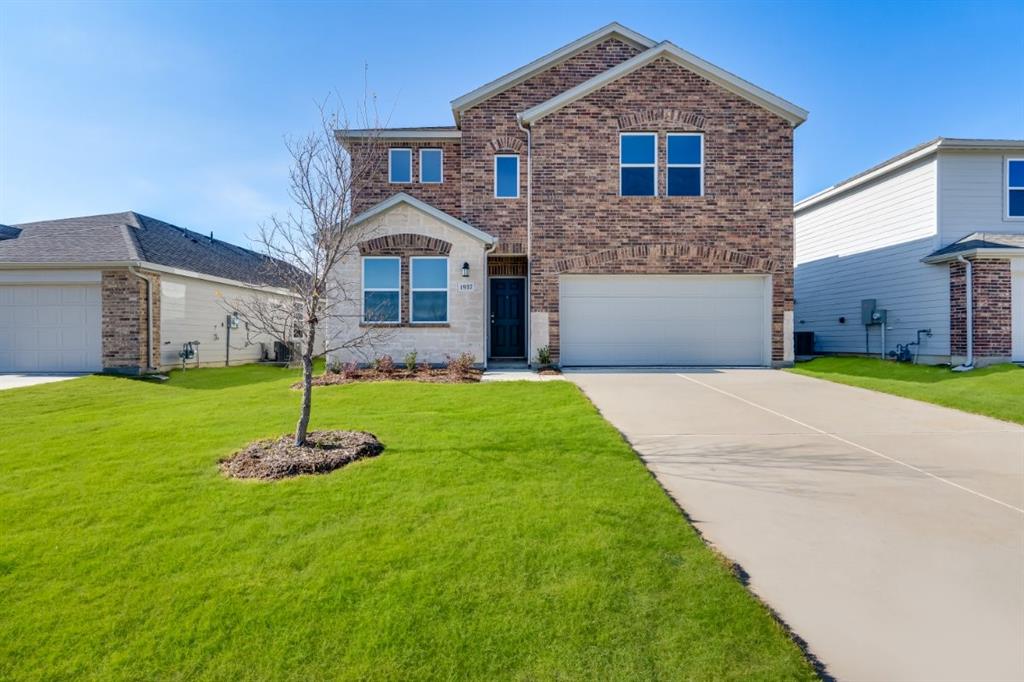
568;368;1024;682
0;373;85;391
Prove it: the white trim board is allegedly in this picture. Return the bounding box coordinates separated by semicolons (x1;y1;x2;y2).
518;41;808;128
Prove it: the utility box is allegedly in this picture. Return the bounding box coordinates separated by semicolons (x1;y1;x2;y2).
794;331;815;355
861;299;877;325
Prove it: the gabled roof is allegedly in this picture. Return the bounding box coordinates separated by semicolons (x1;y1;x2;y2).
796;137;1024;212
0;212;291;287
350;193;497;245
519;41;808;128
450;22;656;125
922;232;1024;263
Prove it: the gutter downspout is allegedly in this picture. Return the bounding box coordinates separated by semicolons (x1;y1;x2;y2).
516;114;533;366
128;267;156;372
953;255;974;371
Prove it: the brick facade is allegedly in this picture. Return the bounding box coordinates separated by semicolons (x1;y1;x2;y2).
950;258;1012;361
344;35;796;365
101;269;161;373
351;139;462;217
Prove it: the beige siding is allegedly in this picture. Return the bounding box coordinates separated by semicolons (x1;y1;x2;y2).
158;273;287;369
327;204;488;366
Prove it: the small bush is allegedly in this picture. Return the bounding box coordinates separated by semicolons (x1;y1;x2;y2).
326;358;343;374
417;361;432;374
445;352;476;378
372;354;395;375
536;346;552;366
404;351;418;372
342;361;359;379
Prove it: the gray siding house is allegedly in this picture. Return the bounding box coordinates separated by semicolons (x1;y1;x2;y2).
794;138;1024;366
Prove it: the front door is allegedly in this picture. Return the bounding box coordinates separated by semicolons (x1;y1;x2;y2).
490;278;525;358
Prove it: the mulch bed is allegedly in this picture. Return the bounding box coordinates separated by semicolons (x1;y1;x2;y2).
220;430;384;480
298;368;482;388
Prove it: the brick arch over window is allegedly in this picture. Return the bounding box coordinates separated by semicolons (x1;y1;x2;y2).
617;109;706;130
486;136;525;154
358;233;452;256
553;243;777;274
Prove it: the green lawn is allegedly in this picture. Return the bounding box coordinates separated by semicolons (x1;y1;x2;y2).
0;365;814;681
789;357;1024;424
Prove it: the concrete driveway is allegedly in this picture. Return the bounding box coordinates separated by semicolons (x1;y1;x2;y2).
568;369;1024;682
0;373;85;391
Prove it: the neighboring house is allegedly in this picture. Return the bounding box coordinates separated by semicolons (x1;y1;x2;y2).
0;212;296;373
329;22;807;368
794;138;1024;366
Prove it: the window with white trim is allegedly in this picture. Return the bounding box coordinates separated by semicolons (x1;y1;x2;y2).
420;149;443;184
410;257;448;323
389;148;412;183
494;154;519;198
362;257;400;323
620;132;656;196
667;133;703;196
1008;159;1024;218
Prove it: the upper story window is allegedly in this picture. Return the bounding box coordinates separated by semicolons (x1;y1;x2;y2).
1008;159;1024;218
389;148;412;184
410;257;448;323
362;257;400;323
494;154;520;198
667;133;703;197
620;133;656;196
420;149;443;184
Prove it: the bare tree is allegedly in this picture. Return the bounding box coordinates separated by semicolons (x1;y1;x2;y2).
232;98;388;446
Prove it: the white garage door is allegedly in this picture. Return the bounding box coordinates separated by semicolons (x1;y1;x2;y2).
1013;266;1023;363
0;285;102;372
560;274;770;366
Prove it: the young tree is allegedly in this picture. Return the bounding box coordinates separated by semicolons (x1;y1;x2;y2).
232;100;388;446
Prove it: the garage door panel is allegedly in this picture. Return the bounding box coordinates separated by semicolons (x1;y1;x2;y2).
560;275;769;367
0;284;102;372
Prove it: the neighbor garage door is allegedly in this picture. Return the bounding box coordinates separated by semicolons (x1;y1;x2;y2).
0;285;102;372
559;274;770;366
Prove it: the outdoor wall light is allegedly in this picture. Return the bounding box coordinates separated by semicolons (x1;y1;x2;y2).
461;262;470;278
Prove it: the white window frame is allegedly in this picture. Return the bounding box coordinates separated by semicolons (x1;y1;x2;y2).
361;256;401;324
410;256;449;324
666;133;704;197
419;148;444;184
619;132;657;197
494;154;520;199
388;148;412;184
1007;158;1024;220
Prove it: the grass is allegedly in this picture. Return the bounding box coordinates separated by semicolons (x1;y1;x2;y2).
0;364;814;681
789;357;1024;424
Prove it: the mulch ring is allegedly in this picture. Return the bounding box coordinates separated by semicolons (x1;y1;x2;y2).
297;369;482;388
220;430;384;481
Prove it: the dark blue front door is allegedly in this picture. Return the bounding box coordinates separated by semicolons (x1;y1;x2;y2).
490;278;525;358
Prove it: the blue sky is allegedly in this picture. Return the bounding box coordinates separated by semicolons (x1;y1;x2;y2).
2;0;1022;247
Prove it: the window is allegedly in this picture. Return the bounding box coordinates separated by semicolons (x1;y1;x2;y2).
362;257;400;323
494;154;519;198
411;257;448;323
620;133;656;196
1009;159;1024;218
389;148;412;183
667;133;703;196
420;149;443;184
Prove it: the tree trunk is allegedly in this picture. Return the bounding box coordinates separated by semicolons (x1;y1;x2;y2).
294;322;317;447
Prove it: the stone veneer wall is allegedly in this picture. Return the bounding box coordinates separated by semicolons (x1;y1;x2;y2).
950;258;1012;361
101;269;160;373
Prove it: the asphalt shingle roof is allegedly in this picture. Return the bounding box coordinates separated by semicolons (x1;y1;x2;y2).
0;212;290;287
926;232;1024;258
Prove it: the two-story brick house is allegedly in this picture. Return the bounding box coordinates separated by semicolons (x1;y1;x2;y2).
329;23;807;367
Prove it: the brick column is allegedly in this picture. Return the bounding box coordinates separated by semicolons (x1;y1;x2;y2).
949;258;1011;363
101;270;161;373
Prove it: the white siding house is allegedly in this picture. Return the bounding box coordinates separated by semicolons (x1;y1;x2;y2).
795;138;1024;365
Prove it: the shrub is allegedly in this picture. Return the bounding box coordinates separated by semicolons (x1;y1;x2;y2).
326;358;343;374
373;354;395;375
536;345;552;367
342;361;359;379
404;351;418;372
445;352;476;379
